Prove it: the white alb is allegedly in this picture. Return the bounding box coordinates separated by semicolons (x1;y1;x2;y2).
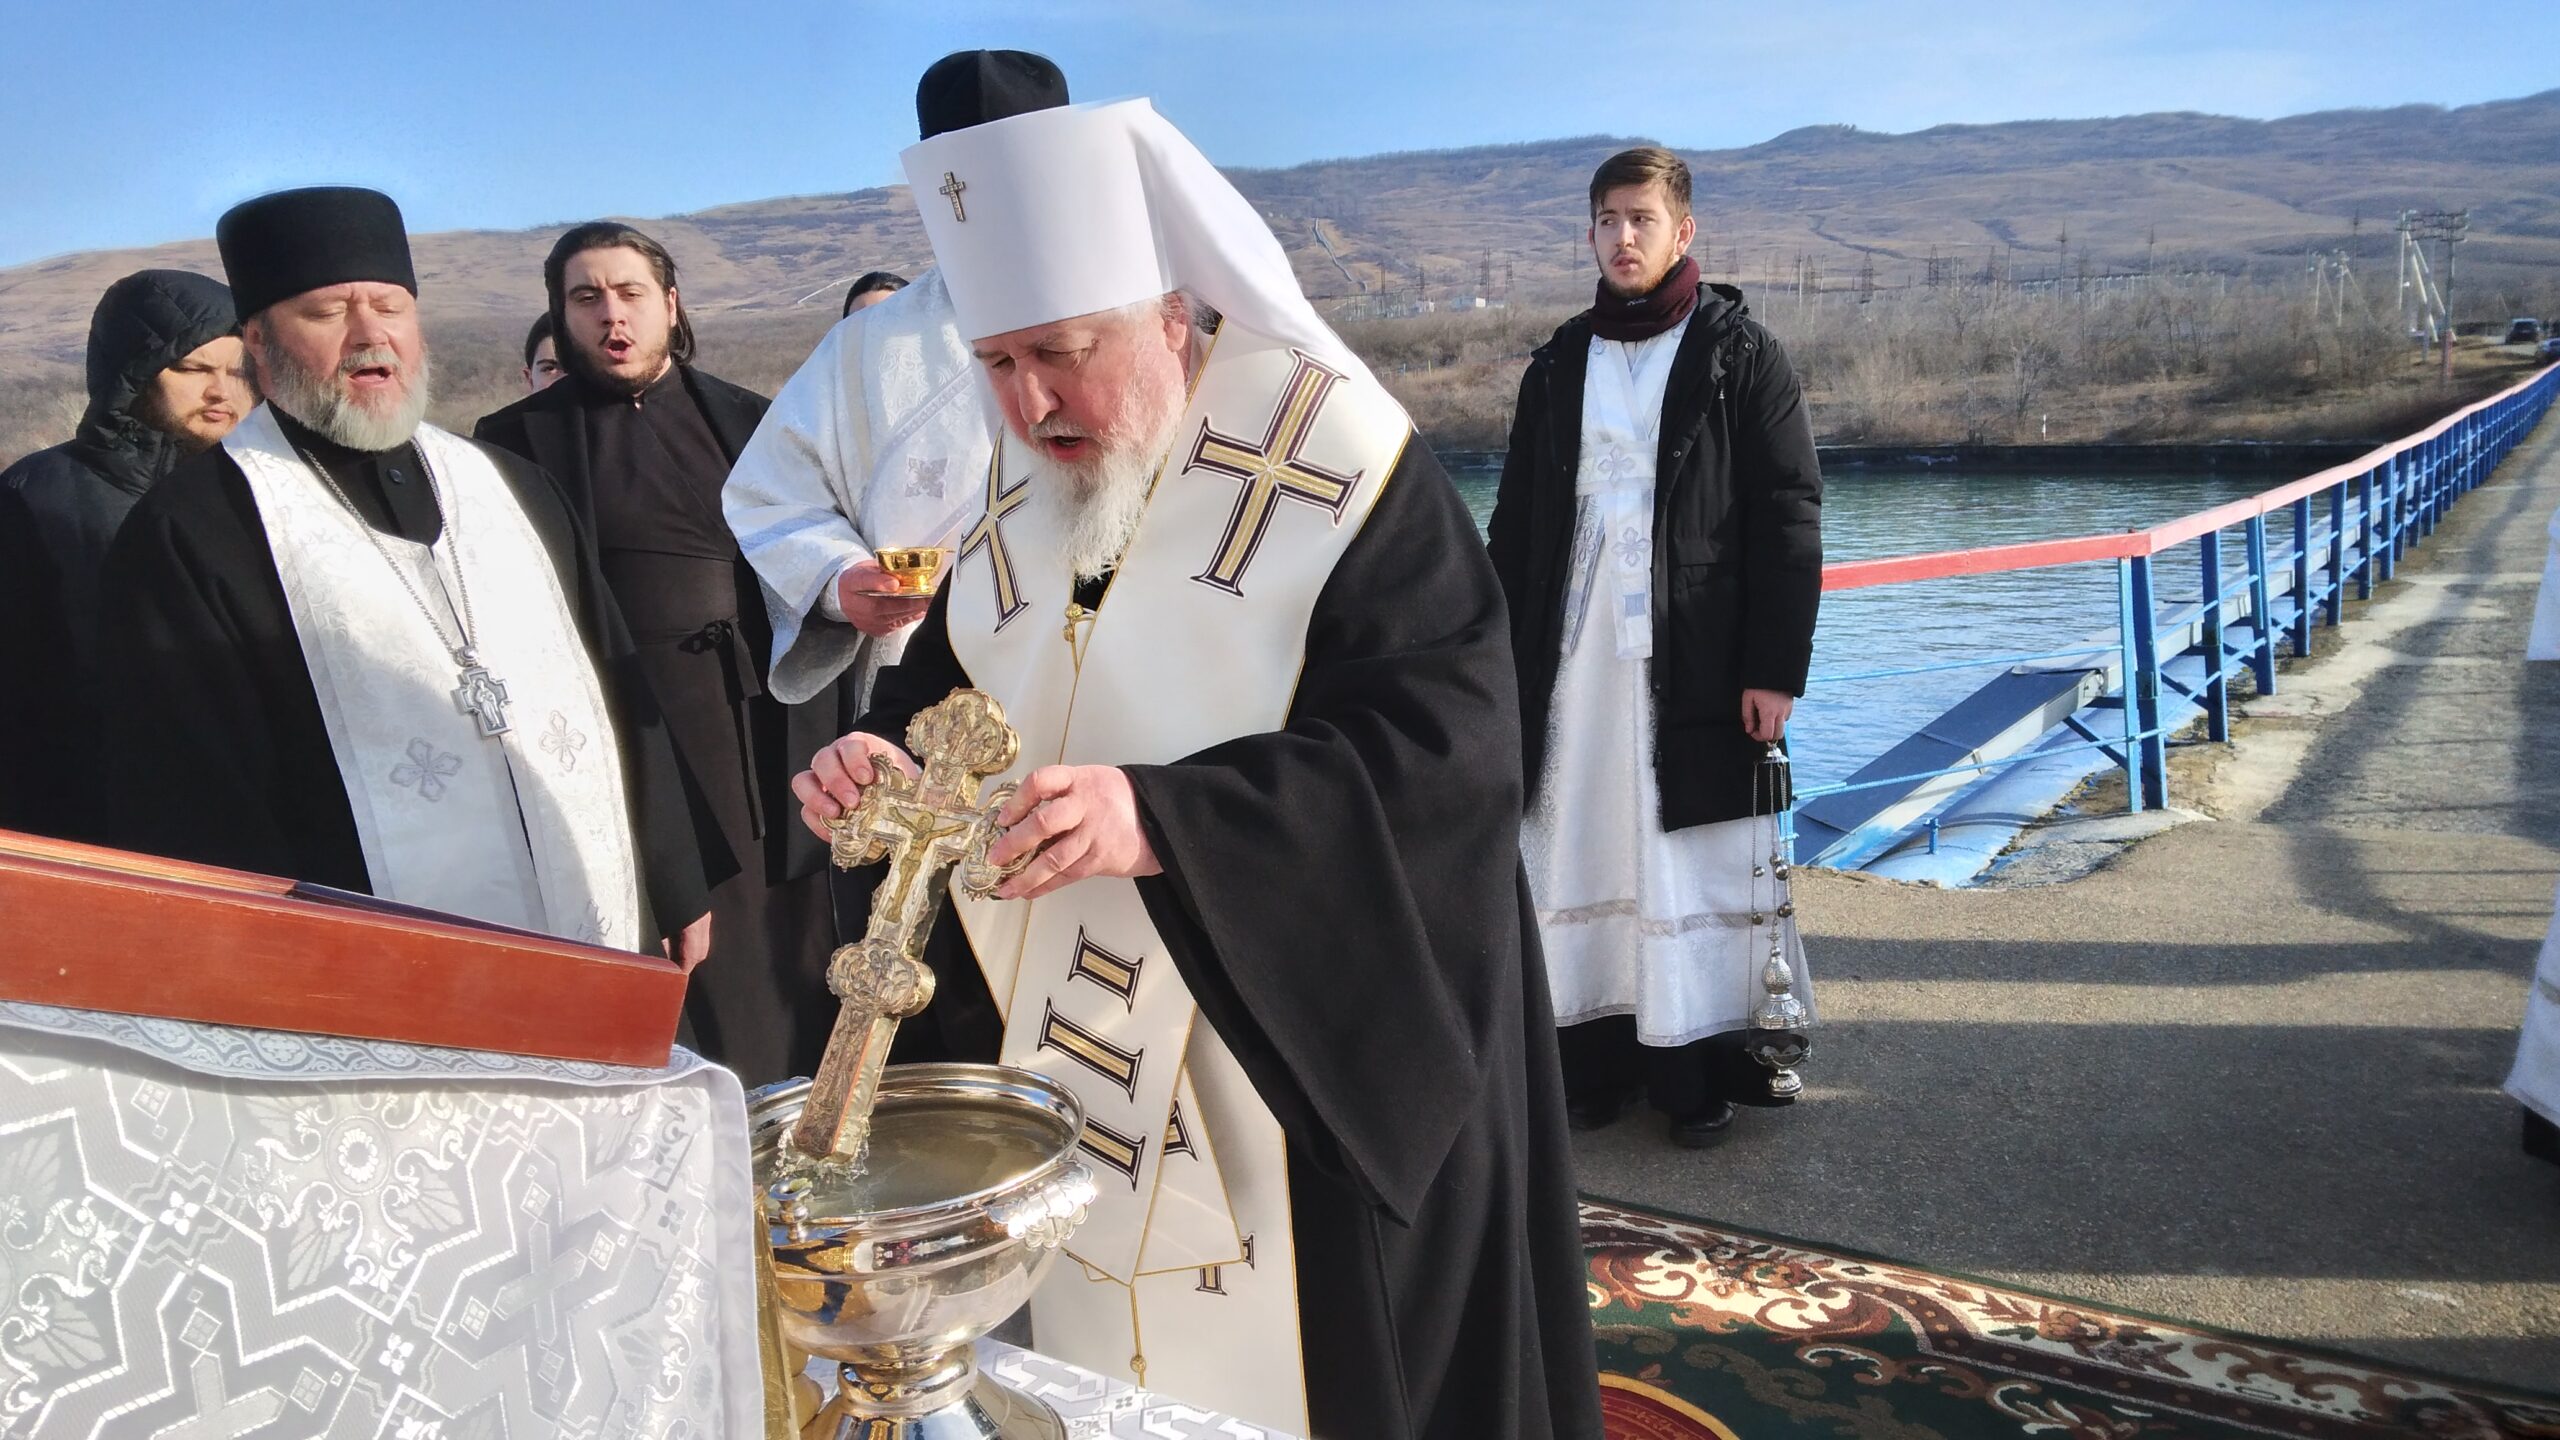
1520;321;1815;1046
724;269;998;708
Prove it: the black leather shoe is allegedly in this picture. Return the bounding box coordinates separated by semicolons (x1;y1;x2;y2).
1566;1089;1635;1132
1667;1099;1736;1149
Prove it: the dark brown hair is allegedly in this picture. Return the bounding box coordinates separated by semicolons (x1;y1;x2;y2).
542;221;696;365
1589;147;1692;220
520;311;554;369
842;270;908;317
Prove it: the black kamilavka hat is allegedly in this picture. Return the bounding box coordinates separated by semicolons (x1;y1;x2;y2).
216;186;418;322
915;50;1069;141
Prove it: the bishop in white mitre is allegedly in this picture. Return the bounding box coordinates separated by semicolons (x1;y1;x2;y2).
92;186;716;957
790;97;1604;1440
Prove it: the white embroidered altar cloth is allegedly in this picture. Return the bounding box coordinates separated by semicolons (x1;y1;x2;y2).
0;1001;759;1438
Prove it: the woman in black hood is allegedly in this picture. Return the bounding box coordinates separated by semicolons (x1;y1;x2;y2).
1;268;246;842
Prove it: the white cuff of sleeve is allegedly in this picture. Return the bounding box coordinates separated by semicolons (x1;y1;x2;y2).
816;557;861;623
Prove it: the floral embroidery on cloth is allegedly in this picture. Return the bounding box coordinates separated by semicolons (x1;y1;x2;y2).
541;710;587;773
389;738;461;802
904;455;950;498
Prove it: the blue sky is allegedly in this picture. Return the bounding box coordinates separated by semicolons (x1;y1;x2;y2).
3;0;2554;268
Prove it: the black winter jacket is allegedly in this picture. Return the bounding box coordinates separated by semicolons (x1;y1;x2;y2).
1;269;235;840
1486;285;1823;830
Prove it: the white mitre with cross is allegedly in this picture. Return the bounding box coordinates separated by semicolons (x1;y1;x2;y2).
902;97;1372;381
896;97;1412;1433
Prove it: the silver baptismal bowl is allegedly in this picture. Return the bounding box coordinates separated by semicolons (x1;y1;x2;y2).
749;1064;1098;1440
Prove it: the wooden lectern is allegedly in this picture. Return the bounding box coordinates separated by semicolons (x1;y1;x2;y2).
0;829;686;1066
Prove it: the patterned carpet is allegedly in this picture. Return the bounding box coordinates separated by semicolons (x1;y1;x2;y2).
1581;1198;2560;1440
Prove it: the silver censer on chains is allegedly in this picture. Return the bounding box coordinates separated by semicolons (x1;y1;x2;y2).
1746;741;1811;1099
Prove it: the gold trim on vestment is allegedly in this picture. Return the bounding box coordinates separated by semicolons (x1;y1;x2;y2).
956;449;1030;629
1127;1013;1247;1277
1066;927;1143;1009
942;325;1404;1429
1184;350;1367;595
1034;999;1145;1099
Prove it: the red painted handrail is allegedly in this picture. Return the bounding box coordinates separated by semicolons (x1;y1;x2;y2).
1821;362;2557;592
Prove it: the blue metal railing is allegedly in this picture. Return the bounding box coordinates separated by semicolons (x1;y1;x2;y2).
1795;362;2560;870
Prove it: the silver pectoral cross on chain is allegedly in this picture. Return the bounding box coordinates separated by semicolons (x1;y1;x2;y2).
452;650;512;737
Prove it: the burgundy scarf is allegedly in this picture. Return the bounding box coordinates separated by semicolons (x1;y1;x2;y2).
1591;255;1700;342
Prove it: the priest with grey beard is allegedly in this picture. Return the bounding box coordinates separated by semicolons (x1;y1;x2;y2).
92;186;720;960
796;98;1599;1438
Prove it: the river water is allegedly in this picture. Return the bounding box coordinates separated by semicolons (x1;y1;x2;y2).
1444;461;2271;792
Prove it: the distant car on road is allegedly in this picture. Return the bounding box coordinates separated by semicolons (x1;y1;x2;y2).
2506;317;2544;344
2541;335;2560;362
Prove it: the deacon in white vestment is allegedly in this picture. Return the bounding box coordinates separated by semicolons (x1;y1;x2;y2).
93;187;717;956
2508;499;2560;1166
726;51;1074;711
726;268;990;708
1488;147;1825;1148
792;97;1603;1440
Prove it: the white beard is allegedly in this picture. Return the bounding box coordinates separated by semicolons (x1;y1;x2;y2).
1037;440;1167;583
1030;371;1187;583
260;340;435;452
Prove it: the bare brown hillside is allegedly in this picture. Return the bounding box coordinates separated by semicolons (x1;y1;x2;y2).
6;90;2556;371
6;92;2557;467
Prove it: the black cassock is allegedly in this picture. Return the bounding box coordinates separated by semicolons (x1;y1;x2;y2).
860;444;1604;1440
91;407;720;944
478;367;853;1087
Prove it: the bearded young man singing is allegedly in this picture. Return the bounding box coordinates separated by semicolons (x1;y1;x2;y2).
1488;147;1826;1149
477;222;856;1087
93;186;718;964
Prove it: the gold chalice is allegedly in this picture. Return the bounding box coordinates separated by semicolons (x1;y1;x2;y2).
875;546;952;596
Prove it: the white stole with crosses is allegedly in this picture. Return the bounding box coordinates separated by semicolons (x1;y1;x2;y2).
943;324;1407;1432
230;406;642;950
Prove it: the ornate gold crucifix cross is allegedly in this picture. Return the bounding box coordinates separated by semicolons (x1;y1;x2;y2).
787;689;1028;1164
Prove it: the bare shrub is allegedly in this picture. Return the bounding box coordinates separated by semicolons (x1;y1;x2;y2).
423;314;541;435
0;361;83;469
2206;309;2316;403
1336;304;1574;375
1830;343;1923;441
690;309;838;394
1381;360;1522;451
2310;303;2407;389
3;271;2508;476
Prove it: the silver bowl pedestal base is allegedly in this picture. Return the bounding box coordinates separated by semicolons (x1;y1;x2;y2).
801;1360;1066;1440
